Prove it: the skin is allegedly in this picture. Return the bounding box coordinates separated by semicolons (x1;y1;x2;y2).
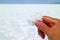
34;16;60;40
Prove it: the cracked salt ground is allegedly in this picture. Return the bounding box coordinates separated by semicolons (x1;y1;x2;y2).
0;4;60;40
0;11;49;40
0;14;42;40
1;4;59;40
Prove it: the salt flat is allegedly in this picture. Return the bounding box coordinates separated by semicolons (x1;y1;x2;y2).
0;4;60;40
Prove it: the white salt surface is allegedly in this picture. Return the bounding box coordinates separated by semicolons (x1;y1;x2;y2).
0;4;60;40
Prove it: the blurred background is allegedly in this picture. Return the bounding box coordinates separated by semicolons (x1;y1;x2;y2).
0;0;60;4
0;4;60;40
0;0;60;40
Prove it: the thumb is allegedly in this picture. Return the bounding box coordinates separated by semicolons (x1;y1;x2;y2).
42;16;58;23
35;20;50;34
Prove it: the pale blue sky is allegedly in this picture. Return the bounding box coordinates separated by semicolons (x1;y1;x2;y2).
0;0;60;4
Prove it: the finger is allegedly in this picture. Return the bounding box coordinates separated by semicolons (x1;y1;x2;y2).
35;20;50;34
34;20;45;39
46;22;54;27
42;16;57;23
38;29;45;39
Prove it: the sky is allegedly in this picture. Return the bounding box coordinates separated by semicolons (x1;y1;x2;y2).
0;0;60;4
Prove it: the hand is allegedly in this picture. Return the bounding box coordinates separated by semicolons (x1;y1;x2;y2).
34;16;60;40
